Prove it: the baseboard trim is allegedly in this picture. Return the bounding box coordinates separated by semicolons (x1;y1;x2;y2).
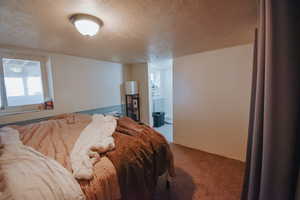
0;104;125;127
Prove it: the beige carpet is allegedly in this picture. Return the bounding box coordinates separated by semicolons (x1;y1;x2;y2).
155;144;245;200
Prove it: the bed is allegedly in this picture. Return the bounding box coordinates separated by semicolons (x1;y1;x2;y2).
11;113;175;200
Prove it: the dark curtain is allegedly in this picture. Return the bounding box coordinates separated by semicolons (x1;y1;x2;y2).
241;0;300;200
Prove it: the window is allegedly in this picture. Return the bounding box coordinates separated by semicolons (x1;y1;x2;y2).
0;53;53;115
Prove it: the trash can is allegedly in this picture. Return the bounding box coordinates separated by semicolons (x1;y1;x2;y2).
152;112;165;127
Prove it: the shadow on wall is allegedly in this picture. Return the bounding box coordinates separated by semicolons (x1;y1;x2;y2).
120;64;131;104
120;83;126;104
154;167;195;200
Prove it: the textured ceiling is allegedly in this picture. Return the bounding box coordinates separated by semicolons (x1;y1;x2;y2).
0;0;257;63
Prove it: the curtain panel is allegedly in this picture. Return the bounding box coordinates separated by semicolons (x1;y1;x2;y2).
242;0;300;200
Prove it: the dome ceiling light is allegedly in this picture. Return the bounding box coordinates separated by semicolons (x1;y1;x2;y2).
69;14;103;37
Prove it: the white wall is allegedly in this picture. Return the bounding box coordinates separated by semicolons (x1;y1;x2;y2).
173;44;253;161
0;52;129;124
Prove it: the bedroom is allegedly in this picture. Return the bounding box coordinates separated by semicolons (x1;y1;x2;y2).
0;1;299;200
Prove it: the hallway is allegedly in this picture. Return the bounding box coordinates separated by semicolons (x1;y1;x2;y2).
155;124;173;142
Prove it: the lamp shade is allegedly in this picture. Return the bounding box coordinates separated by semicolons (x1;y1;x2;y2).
74;19;99;36
69;14;103;37
125;81;138;95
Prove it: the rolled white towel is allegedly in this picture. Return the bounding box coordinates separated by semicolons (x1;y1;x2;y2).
70;114;116;180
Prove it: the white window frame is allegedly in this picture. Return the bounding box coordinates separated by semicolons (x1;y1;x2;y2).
0;51;52;116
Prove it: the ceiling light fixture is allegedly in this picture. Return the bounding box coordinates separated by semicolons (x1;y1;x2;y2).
69;14;103;37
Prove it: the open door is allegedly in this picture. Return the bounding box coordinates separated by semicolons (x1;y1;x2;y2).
147;60;173;142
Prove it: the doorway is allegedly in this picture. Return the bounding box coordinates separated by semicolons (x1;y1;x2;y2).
148;59;173;142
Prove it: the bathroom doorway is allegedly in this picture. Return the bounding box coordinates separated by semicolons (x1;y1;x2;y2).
148;60;173;142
